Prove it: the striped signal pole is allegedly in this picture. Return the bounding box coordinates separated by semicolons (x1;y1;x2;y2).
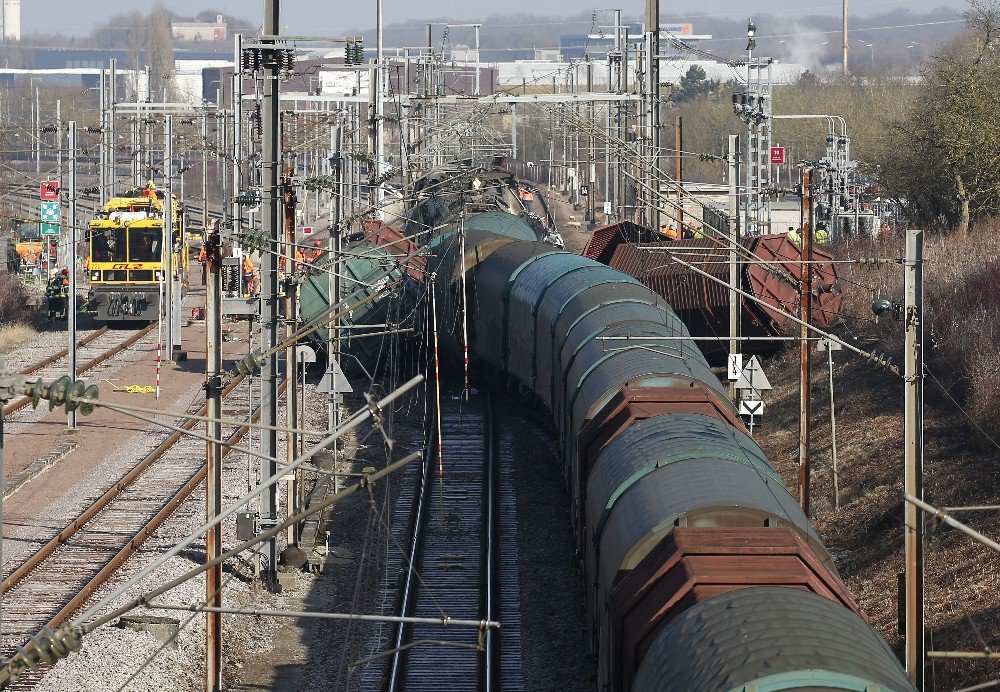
459;215;470;400
431;282;444;479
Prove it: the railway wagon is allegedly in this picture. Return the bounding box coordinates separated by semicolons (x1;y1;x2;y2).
298;222;423;375
297;214;544;375
87;184;187;323
431;220;912;692
585;226;844;361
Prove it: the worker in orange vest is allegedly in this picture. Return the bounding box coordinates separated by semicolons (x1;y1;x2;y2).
294;247;305;271
197;245;208;284
658;223;679;240
242;255;254;296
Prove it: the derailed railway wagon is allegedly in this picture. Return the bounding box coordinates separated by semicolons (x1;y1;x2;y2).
585;225;844;361
429;217;912;692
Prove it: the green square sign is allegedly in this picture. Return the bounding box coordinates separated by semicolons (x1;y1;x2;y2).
39;201;60;236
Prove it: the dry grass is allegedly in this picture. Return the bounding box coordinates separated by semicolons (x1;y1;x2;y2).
837;223;1000;447
753;225;1000;690
0;272;34;325
0;322;38;354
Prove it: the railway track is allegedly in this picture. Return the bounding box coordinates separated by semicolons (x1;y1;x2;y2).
2;323;155;418
0;374;284;684
11;326;108;376
379;389;519;692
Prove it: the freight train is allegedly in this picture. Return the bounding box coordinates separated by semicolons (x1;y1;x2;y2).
86;183;187;323
424;214;913;691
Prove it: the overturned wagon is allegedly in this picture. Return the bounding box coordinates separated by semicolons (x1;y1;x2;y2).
585;225;843;360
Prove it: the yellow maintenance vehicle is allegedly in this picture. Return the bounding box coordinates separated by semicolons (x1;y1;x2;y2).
87;182;187;322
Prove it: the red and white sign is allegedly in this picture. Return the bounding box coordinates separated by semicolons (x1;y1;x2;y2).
303;226;313;235
40;181;59;200
770;147;785;165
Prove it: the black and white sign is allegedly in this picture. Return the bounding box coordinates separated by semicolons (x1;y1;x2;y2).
734;355;772;392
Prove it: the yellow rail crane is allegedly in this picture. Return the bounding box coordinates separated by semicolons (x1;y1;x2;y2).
86;182;188;323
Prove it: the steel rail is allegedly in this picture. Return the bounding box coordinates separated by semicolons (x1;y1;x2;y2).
2;374;246;594
43;379;287;629
16;327;109;376
388;391;499;691
483;392;499;692
387;407;436;691
2;323;155;416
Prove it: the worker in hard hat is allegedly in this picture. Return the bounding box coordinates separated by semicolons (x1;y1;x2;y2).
46;268;69;320
815;222;830;245
308;240;324;262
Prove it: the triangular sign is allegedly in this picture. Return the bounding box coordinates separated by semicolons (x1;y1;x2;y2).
317;360;353;394
734;355;772;391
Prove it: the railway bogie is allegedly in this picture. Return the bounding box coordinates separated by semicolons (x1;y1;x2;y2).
88;285;160;322
588;227;846;360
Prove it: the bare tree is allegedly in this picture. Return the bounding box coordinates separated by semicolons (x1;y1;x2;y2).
146;3;176;101
882;0;1000;235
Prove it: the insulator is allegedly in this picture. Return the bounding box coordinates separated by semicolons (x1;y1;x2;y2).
28;377;43;408
9;625;83;678
65;379;86;412
48;375;71;411
233;350;267;376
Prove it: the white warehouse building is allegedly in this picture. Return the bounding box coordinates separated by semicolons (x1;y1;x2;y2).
2;0;20;41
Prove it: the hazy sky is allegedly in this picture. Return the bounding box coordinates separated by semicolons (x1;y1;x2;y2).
30;0;969;37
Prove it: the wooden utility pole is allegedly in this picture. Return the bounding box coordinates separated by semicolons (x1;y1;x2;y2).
904;228;925;688
675;115;683;233
283;167;299;546
204;227;223;692
798;167;814;515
